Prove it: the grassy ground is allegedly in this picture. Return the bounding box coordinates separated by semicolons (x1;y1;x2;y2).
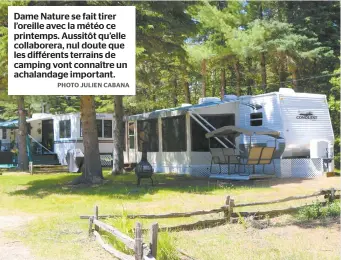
0;169;340;260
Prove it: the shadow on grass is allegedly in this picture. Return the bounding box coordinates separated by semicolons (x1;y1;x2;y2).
269;216;340;230
7;171;277;199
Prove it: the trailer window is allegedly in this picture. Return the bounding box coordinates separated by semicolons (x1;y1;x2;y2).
59;120;71;138
137;119;159;152
96;120;103;138
162;115;186;152
80;120;82;137
129;122;135;149
104;120;112;138
250;112;263;126
123;122;126;151
191;114;235;151
2;129;6;139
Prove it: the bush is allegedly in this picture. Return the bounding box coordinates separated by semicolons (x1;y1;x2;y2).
297;200;340;221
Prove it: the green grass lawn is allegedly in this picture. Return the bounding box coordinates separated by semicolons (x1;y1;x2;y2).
0;170;340;260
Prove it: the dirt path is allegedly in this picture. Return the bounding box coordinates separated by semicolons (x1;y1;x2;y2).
0;216;35;260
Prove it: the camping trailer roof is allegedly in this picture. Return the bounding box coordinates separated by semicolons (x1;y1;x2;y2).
205;126;282;139
125;89;327;121
125;101;225;121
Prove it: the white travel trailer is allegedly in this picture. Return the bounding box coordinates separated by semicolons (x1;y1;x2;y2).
0;128;11;151
26;113;114;166
124;88;334;179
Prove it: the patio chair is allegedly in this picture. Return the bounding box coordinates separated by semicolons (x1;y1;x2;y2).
210;148;240;174
210;148;226;174
237;146;264;176
222;148;239;174
259;147;276;175
238;146;276;176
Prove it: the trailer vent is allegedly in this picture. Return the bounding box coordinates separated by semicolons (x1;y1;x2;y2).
223;95;238;102
279;88;295;95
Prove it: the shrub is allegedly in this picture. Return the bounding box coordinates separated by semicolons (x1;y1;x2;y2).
297;200;340;221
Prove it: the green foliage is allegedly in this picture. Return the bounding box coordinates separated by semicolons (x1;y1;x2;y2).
157;232;180;260
0;1;339;133
236;212;248;229
107;215;179;260
329;67;340;168
297;200;340;221
105;214;135;255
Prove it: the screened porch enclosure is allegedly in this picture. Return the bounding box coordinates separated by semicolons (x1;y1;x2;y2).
124;114;235;155
123;101;238;175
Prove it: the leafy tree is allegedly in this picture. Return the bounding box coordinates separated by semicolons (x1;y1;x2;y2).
0;1;29;170
329;66;340;168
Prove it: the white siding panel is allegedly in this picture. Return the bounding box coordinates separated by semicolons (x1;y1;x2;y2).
280;95;334;157
238;94;283;145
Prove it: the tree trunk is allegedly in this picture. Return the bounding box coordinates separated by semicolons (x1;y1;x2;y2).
247;59;254;95
201;59;207;97
172;78;178;107
211;70;216;97
258;2;267;92
233;61;241;96
112;96;124;175
278;54;287;88
73;96;103;184
279;70;287;88
258;2;263;19
220;68;226;100
183;81;191;104
260;52;267;91
247;78;254;95
17;96;28;171
292;68;299;91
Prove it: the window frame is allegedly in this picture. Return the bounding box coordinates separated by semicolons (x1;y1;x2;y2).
128;122;135;149
137;119;159;152
80;119;113;139
103;120;113;138
250;112;263;126
96;119;103;138
80;120;83;137
59;120;71;139
162;115;187;152
123;122;126;151
2;129;6;139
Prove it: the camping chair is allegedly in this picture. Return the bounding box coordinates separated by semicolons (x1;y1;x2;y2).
237;146;264;176
259;147;276;175
238;146;277;176
210;148;226;174
222;148;239;174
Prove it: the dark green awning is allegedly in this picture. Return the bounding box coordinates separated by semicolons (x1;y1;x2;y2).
0;120;19;129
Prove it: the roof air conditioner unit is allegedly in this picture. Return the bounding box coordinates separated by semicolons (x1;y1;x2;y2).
279;88;295;95
198;97;221;104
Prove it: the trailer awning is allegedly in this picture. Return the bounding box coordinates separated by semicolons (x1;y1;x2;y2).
0;120;19;129
205;126;282;139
